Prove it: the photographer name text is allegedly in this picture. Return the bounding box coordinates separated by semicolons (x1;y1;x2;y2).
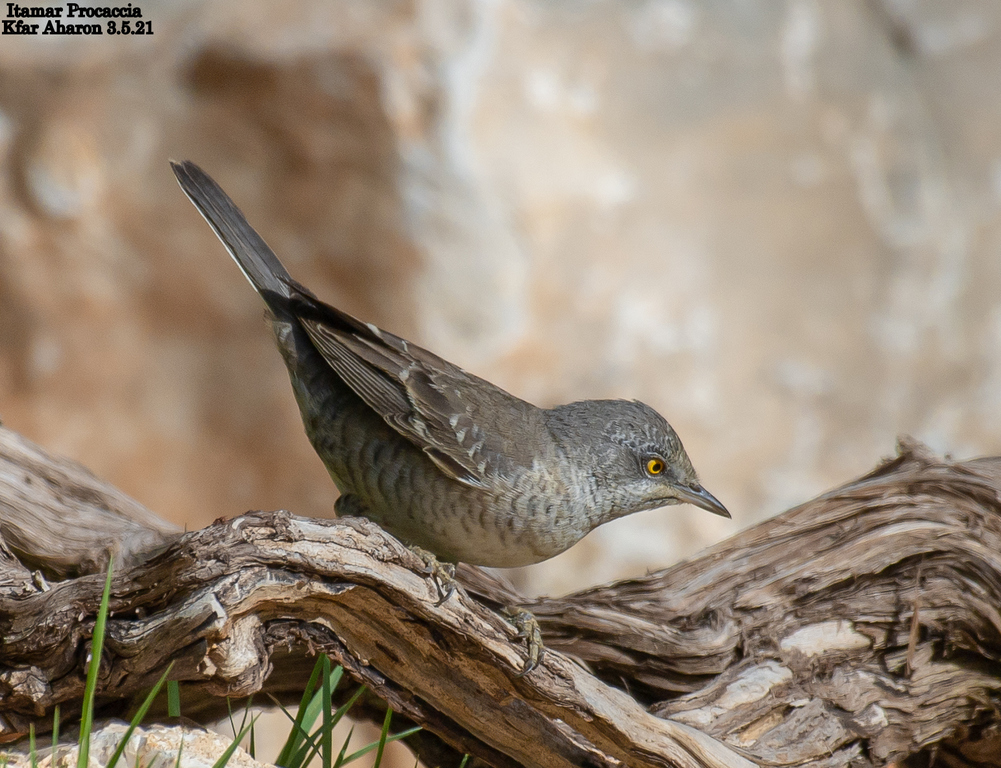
3;3;151;35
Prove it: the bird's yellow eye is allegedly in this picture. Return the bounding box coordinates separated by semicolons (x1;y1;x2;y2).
646;458;665;475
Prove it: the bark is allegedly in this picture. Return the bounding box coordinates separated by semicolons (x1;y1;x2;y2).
0;428;179;579
1;425;1000;767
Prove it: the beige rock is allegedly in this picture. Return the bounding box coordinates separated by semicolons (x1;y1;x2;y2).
0;720;268;768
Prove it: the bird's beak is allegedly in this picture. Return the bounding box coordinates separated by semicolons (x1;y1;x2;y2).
674;483;731;518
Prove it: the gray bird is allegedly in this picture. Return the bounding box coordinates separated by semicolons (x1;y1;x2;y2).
171;161;729;570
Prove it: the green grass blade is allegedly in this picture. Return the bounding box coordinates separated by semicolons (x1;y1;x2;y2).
248;716;256;761
285;724;322;768
281;661;345;768
210;714;258;768
284;660;346;768
321;655;333;768
268;694;324;768
341;725;421;765
238;694;254;736
28;723;36;768
332;725;353;768
329;686;365;730
173;739;184;768
308;660;342;726
458;754;470;768
372;707;392;768
225;697;236;738
51;704;60;766
78;555;114;768
274;655;331;768
167;680;180;717
290;657;342;768
105;662;174;768
265;693;298;725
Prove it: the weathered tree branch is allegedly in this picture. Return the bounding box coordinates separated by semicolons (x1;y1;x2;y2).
1;426;1000;767
0;428;179;579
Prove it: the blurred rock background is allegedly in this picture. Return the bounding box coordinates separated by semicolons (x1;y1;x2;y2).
2;0;1001;605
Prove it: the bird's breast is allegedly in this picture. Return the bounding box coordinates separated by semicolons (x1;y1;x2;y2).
357;446;592;567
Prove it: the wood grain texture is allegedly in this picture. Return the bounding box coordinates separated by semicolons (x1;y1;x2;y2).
0;428;180;578
1;427;1000;767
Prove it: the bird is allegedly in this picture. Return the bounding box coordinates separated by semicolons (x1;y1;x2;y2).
171;160;729;668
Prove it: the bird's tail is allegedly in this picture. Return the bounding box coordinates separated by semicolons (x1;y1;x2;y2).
171;160;293;302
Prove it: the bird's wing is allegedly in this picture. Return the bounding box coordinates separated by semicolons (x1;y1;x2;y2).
292;294;540;488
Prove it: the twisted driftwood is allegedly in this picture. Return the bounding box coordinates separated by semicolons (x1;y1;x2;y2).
1;424;1000;767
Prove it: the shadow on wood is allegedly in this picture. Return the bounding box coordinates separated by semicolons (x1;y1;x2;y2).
1;426;1000;767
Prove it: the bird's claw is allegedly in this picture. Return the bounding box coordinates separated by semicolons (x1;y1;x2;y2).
503;606;545;676
409;546;457;606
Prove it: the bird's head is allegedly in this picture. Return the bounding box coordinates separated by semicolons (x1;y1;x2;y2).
546;399;729;522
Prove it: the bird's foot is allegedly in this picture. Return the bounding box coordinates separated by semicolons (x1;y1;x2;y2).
408;545;457;606
503;606;545;676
